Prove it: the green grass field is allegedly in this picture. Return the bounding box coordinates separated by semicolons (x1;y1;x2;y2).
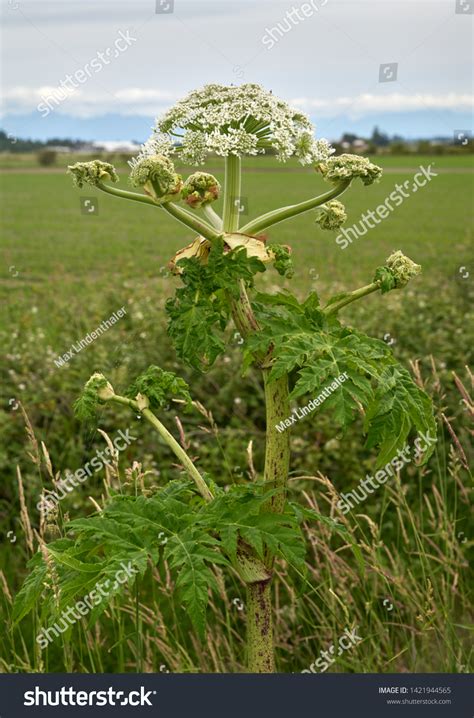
0;153;472;674
2;155;472;290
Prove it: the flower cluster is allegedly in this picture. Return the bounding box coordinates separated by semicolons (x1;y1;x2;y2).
385;250;421;287
317;154;382;186
133;83;334;166
315;200;347;230
182;172;220;208
374;251;421;293
129;154;182;203
74;373;115;423
67;160;118;188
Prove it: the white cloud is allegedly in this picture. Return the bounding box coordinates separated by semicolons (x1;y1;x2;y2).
290;93;474;118
1;86;473;120
0;86;178;118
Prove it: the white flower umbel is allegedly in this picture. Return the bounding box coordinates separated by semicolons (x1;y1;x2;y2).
133;83;334;166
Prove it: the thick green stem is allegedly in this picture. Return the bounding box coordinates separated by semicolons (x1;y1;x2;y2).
324;281;379;315
162;202;220;241
240;180;350;235
95;181;219;242
222;155;242;232
262;371;291;518
230;279;261;339
238;343;290;675
221;155;291;674
202;204;223;231
96;180;157;206
246;579;275;673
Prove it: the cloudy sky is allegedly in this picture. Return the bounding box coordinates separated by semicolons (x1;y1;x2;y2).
1;0;472;141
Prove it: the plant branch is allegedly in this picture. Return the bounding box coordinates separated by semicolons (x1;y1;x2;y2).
162;202;221;242
109;394;214;502
323;281;380;315
108;393;271;583
202;204;223;231
95;181;220;242
240;180;351;235
96;181;158;206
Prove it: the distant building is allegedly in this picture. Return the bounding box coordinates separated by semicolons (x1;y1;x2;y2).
46;145;74;153
92;140;140;153
339;137;369;153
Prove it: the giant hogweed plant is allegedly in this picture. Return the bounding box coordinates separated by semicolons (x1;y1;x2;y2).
14;84;436;673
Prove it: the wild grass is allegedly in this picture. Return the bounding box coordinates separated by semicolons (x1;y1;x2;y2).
0;155;472;673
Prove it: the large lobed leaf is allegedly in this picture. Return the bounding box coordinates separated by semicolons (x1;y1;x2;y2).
247;292;436;467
